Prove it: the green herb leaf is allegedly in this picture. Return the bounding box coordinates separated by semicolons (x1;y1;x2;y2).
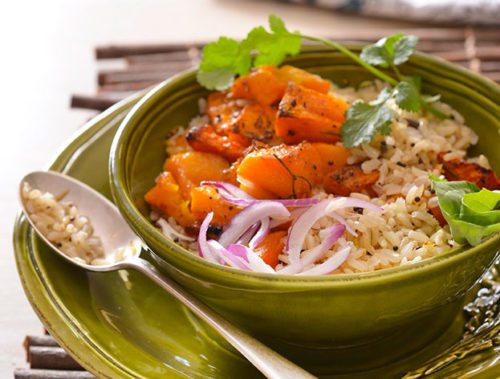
197;15;300;90
341;89;394;148
431;178;500;246
395;80;420;112
242;24;301;67
360;34;418;68
392;35;418;65
269;13;287;33
197;37;247;90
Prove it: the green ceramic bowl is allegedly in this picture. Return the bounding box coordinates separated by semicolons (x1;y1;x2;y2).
109;46;500;369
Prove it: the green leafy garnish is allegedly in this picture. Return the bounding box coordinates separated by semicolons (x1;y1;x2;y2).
394;79;420;112
360;33;418;68
341;89;394;148
431;177;500;246
197;15;449;147
197;15;300;90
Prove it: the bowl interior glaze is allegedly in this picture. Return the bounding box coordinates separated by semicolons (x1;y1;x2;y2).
109;46;500;370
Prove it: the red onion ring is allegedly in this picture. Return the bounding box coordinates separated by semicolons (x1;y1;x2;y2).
297;246;351;275
249;217;270;249
278;224;346;274
218;201;290;247
197;212;220;263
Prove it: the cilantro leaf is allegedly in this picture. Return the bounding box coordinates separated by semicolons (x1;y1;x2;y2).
393;35;418;65
360;34;418;68
341;88;394;148
269;13;288;33
197;15;300;90
360;33;403;68
242;25;301;67
431;178;500;246
197;37;247;90
196;68;235;91
395;80;420;112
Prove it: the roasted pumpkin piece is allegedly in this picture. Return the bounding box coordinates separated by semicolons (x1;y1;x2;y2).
311;143;351;175
237;142;322;199
276;65;331;94
165;131;192;156
222;158;242;186
276;84;349;144
190;185;240;226
186;124;249;162
429;205;447;227
231;65;286;106
438;152;500;190
206;91;244;133
164;152;230;199
144;171;195;227
232;102;278;143
254;231;287;269
323;165;380;196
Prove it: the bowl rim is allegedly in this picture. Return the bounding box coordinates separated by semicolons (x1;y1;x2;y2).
109;45;500;285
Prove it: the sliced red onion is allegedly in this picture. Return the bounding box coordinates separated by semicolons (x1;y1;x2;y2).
249;217;270;249
226;244;250;262
278;224;346;275
157;218;195;241
269;207;307;229
297;246;351;276
287;197;382;265
286;199;333;264
247;250;276;273
329;211;357;236
201;180;255;201
208;240;250;270
197;212;220;263
218;196;254;207
228;245;275;273
218;201;290;247
236;222;259;245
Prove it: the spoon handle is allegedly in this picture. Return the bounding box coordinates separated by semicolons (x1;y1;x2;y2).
131;258;316;379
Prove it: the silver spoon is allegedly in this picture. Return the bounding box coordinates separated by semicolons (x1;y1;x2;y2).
19;171;316;379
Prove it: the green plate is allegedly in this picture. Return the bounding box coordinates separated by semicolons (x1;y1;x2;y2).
13;88;500;378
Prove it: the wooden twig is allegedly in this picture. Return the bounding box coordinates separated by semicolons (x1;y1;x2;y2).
479;61;500;72
126;49;201;65
28;346;82;370
435;45;500;61
484;72;500;82
98;81;158;93
98;70;178;85
14;369;96;379
101;61;196;73
96;42;206;59
95;29;480;60
24;335;59;350
70;95;120;111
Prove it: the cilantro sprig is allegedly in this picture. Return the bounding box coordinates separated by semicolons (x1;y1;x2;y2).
197;15;449;148
197;15;301;91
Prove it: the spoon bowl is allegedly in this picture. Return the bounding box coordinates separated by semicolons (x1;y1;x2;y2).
19;171;143;271
18;170;315;379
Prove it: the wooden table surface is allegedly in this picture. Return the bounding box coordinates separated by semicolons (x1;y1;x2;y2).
0;0;423;375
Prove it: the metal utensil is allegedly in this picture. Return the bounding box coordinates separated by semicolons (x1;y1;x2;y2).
19;170;315;379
